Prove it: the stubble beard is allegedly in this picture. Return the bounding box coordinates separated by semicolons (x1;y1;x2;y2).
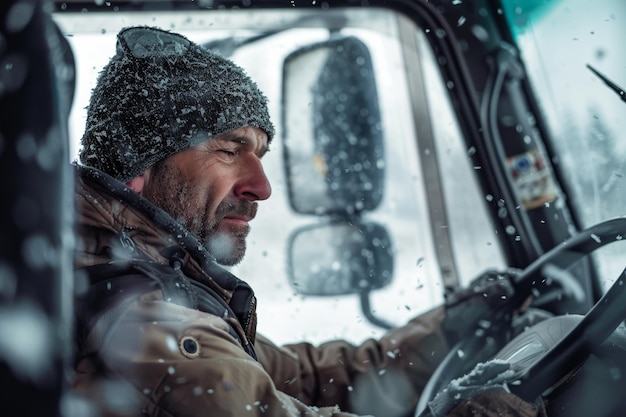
142;160;256;266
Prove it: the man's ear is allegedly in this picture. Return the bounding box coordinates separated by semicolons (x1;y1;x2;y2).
126;170;150;194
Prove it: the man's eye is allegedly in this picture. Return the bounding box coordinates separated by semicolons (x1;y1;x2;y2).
219;150;236;157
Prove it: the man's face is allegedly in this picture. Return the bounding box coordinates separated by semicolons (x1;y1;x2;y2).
141;126;271;266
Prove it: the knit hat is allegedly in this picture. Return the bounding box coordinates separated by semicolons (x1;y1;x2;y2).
79;26;275;183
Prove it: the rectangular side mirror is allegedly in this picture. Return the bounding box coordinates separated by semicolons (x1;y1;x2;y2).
282;36;385;216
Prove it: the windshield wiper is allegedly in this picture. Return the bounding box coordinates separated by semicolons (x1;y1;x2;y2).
586;64;626;103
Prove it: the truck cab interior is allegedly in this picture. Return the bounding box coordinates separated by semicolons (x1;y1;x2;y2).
1;0;625;416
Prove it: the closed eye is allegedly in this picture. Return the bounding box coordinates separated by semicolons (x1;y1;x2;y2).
217;149;238;162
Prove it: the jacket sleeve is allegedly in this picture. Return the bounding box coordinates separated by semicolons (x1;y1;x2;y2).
255;307;450;417
73;291;364;417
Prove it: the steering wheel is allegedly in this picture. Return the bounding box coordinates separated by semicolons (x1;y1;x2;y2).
415;217;626;416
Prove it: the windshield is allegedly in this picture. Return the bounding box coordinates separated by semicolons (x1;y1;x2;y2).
503;0;626;289
55;9;463;345
52;0;624;348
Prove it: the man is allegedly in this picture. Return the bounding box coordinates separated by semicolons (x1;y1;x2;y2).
72;26;542;417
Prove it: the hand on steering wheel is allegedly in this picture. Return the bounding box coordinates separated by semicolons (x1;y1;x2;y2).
416;218;626;417
422;360;541;417
441;268;520;346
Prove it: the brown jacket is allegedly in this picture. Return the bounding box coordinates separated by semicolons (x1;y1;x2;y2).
72;165;537;417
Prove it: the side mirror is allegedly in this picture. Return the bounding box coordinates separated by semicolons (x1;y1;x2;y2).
282;36;384;215
287;221;393;296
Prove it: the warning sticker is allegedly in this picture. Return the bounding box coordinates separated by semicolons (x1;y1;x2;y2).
507;148;557;209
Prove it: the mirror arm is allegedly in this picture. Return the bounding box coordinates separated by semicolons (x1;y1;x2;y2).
359;291;394;330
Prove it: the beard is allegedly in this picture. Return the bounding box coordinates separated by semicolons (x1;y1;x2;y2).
141;159;257;266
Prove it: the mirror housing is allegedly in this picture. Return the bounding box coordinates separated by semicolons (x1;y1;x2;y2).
282;36;385;216
287;221;393;296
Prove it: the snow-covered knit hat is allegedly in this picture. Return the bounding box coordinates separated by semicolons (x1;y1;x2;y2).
79;26;275;183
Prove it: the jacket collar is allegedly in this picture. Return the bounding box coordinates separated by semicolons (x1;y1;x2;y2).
74;163;244;297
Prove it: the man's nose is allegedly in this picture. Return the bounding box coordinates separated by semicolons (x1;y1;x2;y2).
234;157;272;201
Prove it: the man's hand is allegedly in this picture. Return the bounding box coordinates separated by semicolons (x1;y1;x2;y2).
423;360;544;417
441;269;520;344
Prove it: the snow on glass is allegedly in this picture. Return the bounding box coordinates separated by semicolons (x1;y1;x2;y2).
0;302;54;384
